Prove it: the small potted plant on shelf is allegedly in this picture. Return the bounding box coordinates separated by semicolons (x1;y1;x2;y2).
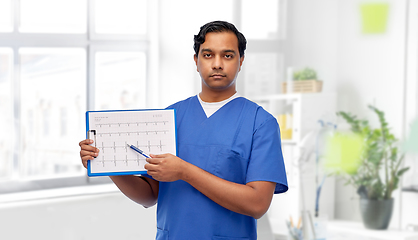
282;67;323;94
333;105;409;230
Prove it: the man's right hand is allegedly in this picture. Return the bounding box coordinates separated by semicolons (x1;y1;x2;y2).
79;139;99;169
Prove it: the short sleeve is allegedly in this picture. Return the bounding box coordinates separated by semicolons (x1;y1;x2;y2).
246;117;288;194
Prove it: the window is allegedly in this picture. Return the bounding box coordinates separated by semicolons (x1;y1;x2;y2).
0;48;13;180
240;0;287;97
20;0;87;33
0;0;150;193
0;0;12;32
94;0;147;35
94;52;147;110
241;0;284;39
19;48;86;178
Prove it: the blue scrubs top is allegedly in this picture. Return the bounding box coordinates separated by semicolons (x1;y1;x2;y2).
154;96;288;240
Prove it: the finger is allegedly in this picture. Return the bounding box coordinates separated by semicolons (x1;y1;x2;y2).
144;163;158;171
80;144;99;153
80;149;98;158
81;157;92;169
81;155;94;162
146;168;159;175
79;140;99;153
81;161;88;169
150;153;170;158
146;157;160;164
80;155;95;164
79;139;93;147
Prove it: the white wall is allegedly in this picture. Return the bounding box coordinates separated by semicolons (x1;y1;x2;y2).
336;0;407;130
335;0;407;228
290;0;418;230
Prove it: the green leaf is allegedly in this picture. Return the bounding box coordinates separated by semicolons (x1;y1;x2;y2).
293;67;317;80
397;167;410;177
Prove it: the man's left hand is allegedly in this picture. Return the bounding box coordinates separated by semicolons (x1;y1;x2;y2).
145;153;186;182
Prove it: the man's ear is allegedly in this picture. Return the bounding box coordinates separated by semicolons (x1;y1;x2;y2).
239;55;245;71
194;54;199;72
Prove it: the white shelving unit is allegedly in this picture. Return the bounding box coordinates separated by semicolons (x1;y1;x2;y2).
327;220;418;240
250;92;337;238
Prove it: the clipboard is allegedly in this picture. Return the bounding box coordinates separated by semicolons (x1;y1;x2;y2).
85;109;176;177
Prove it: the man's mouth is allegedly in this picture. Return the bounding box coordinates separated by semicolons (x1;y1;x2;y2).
210;74;226;78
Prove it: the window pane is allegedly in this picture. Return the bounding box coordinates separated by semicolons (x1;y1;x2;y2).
19;48;86;178
0;48;13;180
241;0;280;39
94;0;147;35
193;0;234;27
0;0;12;32
95;52;146;110
243;53;283;97
20;0;87;33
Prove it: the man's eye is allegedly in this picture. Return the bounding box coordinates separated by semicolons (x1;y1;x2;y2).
203;53;211;58
225;54;233;59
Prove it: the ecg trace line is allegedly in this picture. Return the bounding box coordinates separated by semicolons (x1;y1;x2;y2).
96;130;169;137
94;159;146;167
95;121;169;128
97;143;167;152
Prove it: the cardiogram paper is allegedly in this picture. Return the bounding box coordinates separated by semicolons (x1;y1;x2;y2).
86;109;176;176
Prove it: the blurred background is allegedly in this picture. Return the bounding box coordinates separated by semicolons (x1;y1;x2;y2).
0;0;418;239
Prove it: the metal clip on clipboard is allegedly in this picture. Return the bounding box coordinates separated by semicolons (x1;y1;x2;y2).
87;130;97;157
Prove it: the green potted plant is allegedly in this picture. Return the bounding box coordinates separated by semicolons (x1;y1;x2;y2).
282;67;323;93
293;67;317;81
334;105;409;229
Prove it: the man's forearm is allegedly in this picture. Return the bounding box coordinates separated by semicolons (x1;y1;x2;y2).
180;162;275;219
109;175;158;208
145;153;276;218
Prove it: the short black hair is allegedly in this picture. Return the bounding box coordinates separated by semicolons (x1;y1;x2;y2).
193;21;247;58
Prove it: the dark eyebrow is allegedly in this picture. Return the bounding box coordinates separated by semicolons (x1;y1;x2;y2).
223;50;236;55
200;48;213;53
200;48;236;55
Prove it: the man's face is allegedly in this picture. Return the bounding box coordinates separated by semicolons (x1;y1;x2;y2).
194;31;244;94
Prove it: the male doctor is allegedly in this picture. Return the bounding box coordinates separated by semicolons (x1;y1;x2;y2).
79;20;288;240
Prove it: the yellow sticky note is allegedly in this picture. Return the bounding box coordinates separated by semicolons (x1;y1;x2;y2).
360;3;389;34
323;132;363;175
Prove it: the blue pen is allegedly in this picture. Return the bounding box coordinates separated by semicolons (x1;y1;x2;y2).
126;144;151;158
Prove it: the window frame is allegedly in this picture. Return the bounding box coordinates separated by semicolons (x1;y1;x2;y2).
235;0;289;97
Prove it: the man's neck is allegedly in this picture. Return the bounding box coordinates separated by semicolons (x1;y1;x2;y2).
199;90;237;103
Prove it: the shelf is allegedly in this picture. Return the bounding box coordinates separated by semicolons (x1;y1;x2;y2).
327;220;418;240
402;187;418;193
260;92;338;238
281;139;298;145
250;92;325;102
251;93;299;101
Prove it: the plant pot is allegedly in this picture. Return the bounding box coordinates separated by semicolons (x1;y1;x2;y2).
281;80;323;94
359;198;394;230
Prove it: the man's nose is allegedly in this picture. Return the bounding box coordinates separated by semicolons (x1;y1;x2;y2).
212;56;223;69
